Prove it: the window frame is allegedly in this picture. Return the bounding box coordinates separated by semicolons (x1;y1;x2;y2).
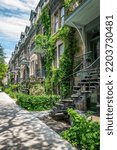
53;42;64;68
54;12;59;33
60;7;64;27
53;7;65;34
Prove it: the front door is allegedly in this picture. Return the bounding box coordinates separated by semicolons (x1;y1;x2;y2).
86;29;100;67
90;33;100;61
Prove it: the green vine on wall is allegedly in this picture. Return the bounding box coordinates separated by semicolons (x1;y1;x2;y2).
35;34;48;54
45;26;78;97
64;0;82;15
35;3;78;97
40;5;51;37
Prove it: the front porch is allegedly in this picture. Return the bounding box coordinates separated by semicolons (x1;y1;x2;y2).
51;0;100;116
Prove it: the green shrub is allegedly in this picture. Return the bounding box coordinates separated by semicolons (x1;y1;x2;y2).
16;93;60;111
30;84;45;96
0;86;2;90
10;84;19;92
61;108;100;150
4;88;17;99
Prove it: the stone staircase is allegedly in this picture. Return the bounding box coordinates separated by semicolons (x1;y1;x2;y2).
50;68;100;118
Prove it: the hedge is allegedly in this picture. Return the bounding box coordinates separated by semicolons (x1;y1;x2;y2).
4;88;17;99
16;93;60;111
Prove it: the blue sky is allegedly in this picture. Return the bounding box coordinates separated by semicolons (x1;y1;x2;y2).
0;0;38;63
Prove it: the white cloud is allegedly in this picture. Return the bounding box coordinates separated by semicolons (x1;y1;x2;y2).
0;0;38;12
5;54;11;64
0;16;29;39
0;0;39;63
0;0;38;39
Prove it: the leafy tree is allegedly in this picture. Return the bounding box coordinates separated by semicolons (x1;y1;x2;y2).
0;44;5;61
0;44;7;85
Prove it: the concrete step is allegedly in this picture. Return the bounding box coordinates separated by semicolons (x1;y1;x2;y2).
55;103;64;107
73;89;79;93
55;103;65;110
53;112;65;117
53;107;67;113
81;78;100;82
71;94;79;98
77;81;99;86
61;99;73;103
53;107;61;113
81;90;92;94
86;85;97;89
89;71;100;75
51;112;69;120
53;106;58;112
73;86;81;90
85;74;100;79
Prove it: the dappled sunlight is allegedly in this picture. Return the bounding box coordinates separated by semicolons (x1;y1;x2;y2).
0;92;76;150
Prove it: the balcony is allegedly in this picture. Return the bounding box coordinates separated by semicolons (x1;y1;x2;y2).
65;0;100;27
19;55;29;66
15;66;20;71
65;0;84;16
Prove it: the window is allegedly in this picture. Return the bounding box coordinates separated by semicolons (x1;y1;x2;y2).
53;7;65;34
31;61;34;75
60;7;64;27
31;42;35;51
53;49;57;68
42;26;46;35
53;43;64;68
55;12;59;32
58;43;64;58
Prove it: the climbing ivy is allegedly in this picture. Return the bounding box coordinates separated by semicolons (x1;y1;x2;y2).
35;34;48;54
64;0;82;15
45;26;78;97
39;5;51;37
35;3;79;97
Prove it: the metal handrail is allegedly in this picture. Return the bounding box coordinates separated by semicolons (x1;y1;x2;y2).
85;56;100;70
73;51;92;71
74;51;92;58
56;56;100;102
63;56;100;81
73;61;83;72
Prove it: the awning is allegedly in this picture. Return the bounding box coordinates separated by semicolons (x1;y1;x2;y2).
65;0;100;27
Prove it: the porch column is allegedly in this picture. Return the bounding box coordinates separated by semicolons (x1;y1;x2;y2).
72;22;86;69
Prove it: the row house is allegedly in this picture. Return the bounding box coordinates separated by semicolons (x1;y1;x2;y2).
66;0;100;113
9;0;100;114
48;0;100;115
9;0;49;84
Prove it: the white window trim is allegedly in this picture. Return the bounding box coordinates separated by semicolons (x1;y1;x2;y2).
53;41;64;68
52;7;65;34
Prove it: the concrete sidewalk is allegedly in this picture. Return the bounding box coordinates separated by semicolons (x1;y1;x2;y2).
0;92;77;150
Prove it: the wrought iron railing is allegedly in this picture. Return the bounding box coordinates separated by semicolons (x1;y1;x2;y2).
65;0;87;19
57;55;100;99
73;51;92;72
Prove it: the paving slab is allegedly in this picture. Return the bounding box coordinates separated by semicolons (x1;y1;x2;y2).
0;92;77;150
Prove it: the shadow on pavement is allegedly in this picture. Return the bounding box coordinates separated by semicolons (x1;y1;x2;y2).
0;100;76;150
